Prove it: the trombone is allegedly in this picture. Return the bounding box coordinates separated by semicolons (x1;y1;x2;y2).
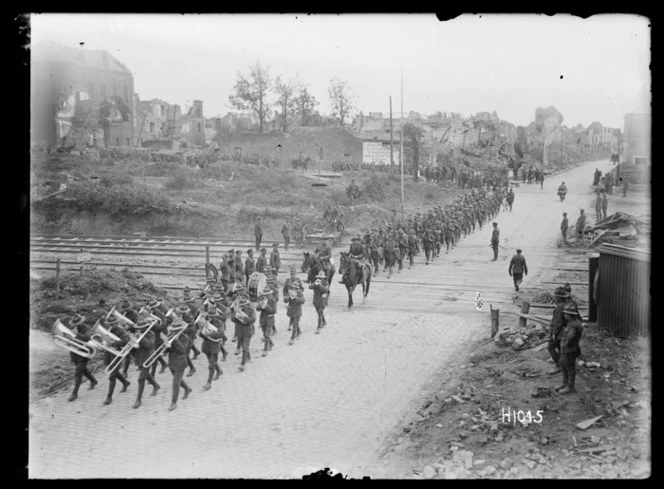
105;316;157;375
142;308;190;369
51;319;99;359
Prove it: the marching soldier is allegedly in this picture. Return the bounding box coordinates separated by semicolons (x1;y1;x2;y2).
118;300;139;378
490;222;500;261
422;228;434;265
256;247;268;274
232;296;257;372
234;250;244;281
505;188;515;211
219;253;231;293
166;319;192;411
282;263;305;333
131;316;161;409
508;248;528;291
309;270;329;334
270;243;281;279
183;296;201;364
255;216;263;251
226;250;236;284
209;297;229;362
407;230;418;268
102;315;131;405
256;285;277;356
264;265;280;335
555;302;583;394
147;299;169;377
66;314;98;402
560;212;569;244
285;284;306;345
200;306;225;391
244;248;256;285
397;231;408;272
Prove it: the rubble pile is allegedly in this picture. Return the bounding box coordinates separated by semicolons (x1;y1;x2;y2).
494;323;547;350
587;212;651;248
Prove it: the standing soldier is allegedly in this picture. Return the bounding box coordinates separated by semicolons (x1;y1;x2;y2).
131;316;161;409
285;284;306;345
282;221;291;250
101;315;131;405
244;249;256;285
232;296;256;372
270;243;282;279
540;167;545;189
601;191;608;220
256;247;268;274
507;248;528;291
490;222;500;261
560;212;569;244
256;285;277;356
200;306;224;391
66;314;98;402
575;209;587;240
255;217;263;251
555;303;583;394
166;319;192;411
309;270;329;334
595;191;603;222
547;287;571;376
621;178;628;198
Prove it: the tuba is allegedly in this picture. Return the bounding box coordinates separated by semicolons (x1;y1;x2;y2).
89;320;124;358
105;315;157;375
107;306;136;328
51;319;99;359
196;314;222;343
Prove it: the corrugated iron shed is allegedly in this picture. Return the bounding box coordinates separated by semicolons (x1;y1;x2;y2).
596;244;651;337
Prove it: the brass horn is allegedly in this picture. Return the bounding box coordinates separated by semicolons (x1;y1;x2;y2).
105;317;157;375
142;311;188;369
89;319;125;358
138;305;162;327
51;319;99;359
196;313;222;343
112;308;136;328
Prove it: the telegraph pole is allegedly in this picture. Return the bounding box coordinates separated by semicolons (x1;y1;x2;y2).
400;58;405;219
390;96;394;170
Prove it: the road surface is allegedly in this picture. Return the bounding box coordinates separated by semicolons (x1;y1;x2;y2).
29;159;613;479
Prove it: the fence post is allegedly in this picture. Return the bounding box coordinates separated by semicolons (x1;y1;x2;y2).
490;304;500;338
206;245;210;267
79;266;84;277
518;300;531;328
56;259;61;298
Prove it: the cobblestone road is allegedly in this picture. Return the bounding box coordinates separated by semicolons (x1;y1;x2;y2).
29;160;609;479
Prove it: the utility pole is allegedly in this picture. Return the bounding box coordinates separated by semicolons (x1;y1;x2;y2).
390;96;394;170
400;58;405;220
560;126;563;168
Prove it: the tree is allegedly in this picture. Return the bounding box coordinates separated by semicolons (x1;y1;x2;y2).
403;122;425;182
328;77;356;128
274;76;300;132
228;61;272;134
293;87;319;126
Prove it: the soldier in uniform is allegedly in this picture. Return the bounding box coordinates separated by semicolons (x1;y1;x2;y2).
422;228;435;265
490;222;500;261
131;316;161;409
555;303;583;394
101;315;131;405
283;264;304;331
219;253;231;293
407;230;418;268
264;265;279;335
118;300;139;378
166;319;192;411
256;247;268;274
594;191;603;222
232;296;257;372
234;250;244;284
146;299;169;378
282;221;291;250
547;287;571;376
183;295;201;362
560;212;569;244
66;314;98;402
508;248;528;291
244;248;256;285
270;243;281;279
255;216;263;251
309;270;329;334
601;191;608;220
200;306;225;391
285;284;306;345
397;231;408;273
383;232;396;278
256;285;277;356
505;189;515;211
575;209;586;240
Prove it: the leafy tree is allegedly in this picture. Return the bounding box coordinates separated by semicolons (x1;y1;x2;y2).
274;76;300;132
293;87;319;126
228;61;272;134
403;122;425;181
328;77;356;128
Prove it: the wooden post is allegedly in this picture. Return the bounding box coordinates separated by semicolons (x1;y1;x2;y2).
205;246;210;267
518;300;531;328
55;258;61;298
79;265;84;277
490;304;500;338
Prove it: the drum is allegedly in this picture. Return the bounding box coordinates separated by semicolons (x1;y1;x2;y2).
247;272;267;302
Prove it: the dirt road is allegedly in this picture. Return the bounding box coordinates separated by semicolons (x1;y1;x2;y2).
29;159;614;479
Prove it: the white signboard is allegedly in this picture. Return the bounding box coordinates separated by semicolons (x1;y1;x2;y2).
362;141;393;165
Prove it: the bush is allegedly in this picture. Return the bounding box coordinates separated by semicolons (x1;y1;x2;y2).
143;161;180;178
100;174;133;187
164;171;198;190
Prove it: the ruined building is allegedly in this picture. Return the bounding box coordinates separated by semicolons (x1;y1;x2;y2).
31;39;136;150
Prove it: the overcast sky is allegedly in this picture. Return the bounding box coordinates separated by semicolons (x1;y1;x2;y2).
29;13;650;129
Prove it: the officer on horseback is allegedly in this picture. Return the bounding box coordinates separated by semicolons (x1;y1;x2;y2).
347;235;369;288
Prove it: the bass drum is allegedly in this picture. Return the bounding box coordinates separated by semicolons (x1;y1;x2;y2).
247;272;268;302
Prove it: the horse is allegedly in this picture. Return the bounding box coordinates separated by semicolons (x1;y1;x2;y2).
301;252;336;285
339;252;372;309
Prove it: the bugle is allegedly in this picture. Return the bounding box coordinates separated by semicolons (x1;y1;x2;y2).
105;317;157;375
51;319;99;359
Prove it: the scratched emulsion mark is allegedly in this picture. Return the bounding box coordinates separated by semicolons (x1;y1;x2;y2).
474;291;484;311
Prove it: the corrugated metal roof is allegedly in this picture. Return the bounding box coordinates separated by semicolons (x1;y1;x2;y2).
597;243;650;262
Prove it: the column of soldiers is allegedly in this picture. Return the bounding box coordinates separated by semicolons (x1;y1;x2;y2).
356;188;506;277
56;242;332;411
